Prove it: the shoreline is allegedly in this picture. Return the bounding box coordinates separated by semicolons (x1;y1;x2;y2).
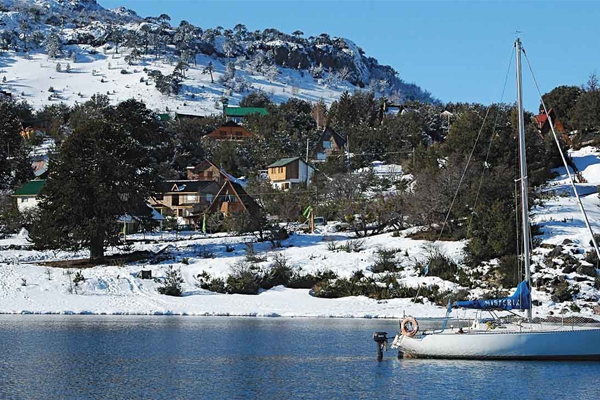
0;311;408;319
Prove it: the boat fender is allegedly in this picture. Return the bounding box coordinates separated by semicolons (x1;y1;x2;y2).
401;317;419;337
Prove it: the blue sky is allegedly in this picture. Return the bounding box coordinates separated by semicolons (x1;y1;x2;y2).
98;1;600;111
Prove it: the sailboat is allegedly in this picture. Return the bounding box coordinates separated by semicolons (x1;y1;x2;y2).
390;38;600;360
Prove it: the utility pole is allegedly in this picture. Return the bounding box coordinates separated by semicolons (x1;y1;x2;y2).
306;138;310;185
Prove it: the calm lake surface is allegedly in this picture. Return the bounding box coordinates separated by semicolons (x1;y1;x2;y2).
0;316;599;400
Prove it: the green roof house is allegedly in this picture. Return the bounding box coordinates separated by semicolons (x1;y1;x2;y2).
267;157;315;190
225;106;268;123
13;180;45;212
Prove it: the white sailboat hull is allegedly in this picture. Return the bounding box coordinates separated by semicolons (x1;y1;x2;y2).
393;328;600;360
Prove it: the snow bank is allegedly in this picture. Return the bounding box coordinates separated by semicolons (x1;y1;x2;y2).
0;229;466;318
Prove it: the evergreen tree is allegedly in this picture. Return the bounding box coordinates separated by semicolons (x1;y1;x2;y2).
45;30;62;59
18;19;29;52
572;74;600;134
540;85;581;131
0;98;33;191
240;92;272;108
30;96;167;261
202;62;214;83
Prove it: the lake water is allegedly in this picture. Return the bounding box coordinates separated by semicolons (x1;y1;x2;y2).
0;316;599;399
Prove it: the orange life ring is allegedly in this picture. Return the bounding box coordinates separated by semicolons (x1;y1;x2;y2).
401;317;419;337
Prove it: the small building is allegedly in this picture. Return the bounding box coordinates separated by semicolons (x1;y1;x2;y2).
203;121;254;141
175;112;205;121
314;126;347;162
225;106;268;123
357;161;404;181
118;206;166;234
205;180;262;217
186;159;234;186
267;157;315;190
12;180;45;213
150;180;221;226
535;108;565;135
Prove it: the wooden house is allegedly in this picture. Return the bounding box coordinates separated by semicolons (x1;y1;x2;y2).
314;126;347;162
535;108;565;135
203;121;254;141
150;180;221;226
186;160;227;184
205;180;262;217
267;157;315;190
534;108;571;145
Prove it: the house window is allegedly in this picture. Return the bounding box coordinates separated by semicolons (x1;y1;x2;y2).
172;194;179;206
323;140;332;149
317;152;326;160
22;197;29;203
206;171;213;179
283;183;290;190
205;194;213;202
186;194;197;202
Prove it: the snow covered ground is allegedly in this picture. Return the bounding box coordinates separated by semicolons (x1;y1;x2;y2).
0;228;465;318
1;48;353;114
1;147;600;319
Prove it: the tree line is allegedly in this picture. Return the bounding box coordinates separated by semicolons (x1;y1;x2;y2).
0;73;595;267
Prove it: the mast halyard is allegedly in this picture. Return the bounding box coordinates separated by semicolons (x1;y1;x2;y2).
515;38;533;321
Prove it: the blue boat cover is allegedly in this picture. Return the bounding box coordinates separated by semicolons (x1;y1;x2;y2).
453;281;531;310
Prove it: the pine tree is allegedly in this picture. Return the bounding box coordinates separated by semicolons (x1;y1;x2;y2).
174;60;187;79
202;62;214;83
219;62;235;83
30;96;168;261
45;30;62;59
19;19;29;52
0;99;33;191
55;63;61;72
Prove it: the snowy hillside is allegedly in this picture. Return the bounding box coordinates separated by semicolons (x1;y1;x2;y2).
1;147;600;318
0;0;436;114
2;50;355;115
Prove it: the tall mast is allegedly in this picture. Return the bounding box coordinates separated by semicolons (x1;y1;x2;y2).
515;38;532;321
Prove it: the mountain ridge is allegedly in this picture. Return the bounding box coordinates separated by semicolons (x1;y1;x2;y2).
0;0;437;114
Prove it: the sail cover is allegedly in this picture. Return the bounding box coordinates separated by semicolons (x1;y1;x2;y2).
453;281;531;311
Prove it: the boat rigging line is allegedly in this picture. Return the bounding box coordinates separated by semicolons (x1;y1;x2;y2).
522;48;600;262
468;45;515;229
412;44;517;303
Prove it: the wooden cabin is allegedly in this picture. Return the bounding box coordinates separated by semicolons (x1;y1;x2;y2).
150;180;221;226
203;121;254;141
204;180;262;217
314;126;347;162
186;160;227;185
267;157;315;190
